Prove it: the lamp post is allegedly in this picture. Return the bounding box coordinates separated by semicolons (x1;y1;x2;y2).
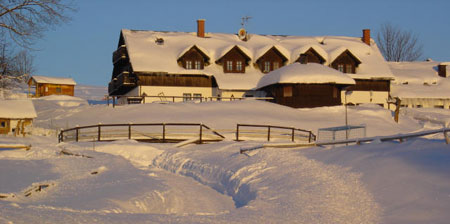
343;87;352;143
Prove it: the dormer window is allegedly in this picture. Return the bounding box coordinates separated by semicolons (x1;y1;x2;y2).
331;50;361;74
215;46;251;73
226;61;233;71
256;46;288;73
178;45;210;70
195;61;201;69
236;61;243;72
264;61;270;72
296;47;326;64
186;61;193;69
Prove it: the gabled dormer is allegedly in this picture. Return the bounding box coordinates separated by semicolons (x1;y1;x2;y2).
177;45;210;70
295;47;326;64
330;49;361;74
256;46;288;73
215;45;251;73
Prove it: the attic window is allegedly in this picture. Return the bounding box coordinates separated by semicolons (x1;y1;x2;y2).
155;38;164;45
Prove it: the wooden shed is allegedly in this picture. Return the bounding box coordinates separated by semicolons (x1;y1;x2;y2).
257;62;356;108
28;75;77;97
0;100;37;136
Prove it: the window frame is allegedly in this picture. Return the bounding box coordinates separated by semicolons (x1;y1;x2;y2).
264;61;271;73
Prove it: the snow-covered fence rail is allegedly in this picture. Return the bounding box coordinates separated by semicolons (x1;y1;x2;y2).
236;124;316;143
240;127;450;154
240;128;450;154
58;123;226;144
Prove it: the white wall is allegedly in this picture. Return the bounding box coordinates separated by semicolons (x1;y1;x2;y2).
342;91;389;108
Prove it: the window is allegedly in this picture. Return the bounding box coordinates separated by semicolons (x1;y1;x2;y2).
226;61;233;71
56;87;62;93
186;61;193;69
183;93;192;102
193;93;202;99
0;121;5;128
236;61;243;72
195;61;201;69
337;64;344;72
283;86;293;97
273;62;279;70
346;64;353;73
264;61;270;73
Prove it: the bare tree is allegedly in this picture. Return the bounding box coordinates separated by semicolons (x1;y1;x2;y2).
0;0;74;47
376;23;423;62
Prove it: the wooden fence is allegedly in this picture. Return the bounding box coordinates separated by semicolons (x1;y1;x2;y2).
58;123;225;144
235;124;316;143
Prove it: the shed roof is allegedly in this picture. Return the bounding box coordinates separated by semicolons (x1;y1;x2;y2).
0;100;37;119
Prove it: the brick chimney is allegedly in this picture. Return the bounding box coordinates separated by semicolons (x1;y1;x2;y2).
362;29;371;45
197;19;205;38
438;64;447;77
299;54;308;64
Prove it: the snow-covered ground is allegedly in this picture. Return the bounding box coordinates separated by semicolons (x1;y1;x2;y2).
1;92;449;223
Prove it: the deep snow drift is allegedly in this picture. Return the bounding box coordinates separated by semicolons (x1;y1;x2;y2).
0;95;449;223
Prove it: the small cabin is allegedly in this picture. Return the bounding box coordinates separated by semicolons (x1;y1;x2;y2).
28;75;77;97
257;62;355;108
0;100;37;136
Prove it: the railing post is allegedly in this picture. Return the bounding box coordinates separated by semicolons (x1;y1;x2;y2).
308;131;312;143
199;124;203;144
236;124;240;141
128;123;131;139
75;126;79;142
291;128;295;142
162;123;166;143
98;124;101;141
444;130;449;144
268;126;271;142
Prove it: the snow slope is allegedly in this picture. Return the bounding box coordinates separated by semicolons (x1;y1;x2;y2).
0;96;449;223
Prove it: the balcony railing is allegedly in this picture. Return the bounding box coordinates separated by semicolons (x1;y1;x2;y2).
108;71;136;95
112;45;128;64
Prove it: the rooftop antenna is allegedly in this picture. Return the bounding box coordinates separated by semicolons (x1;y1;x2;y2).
241;16;252;28
239;16;252;41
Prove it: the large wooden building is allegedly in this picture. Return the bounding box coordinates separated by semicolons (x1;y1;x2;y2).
109;20;394;107
28;75;77;97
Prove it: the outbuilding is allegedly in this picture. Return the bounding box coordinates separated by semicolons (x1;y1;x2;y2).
0;100;37;136
27;75;77;97
257;62;356;108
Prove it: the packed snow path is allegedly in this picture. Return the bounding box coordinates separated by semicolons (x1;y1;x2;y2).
0;137;380;223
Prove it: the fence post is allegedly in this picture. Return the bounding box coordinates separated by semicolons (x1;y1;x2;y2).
128;123;131;139
291;128;295;142
59;129;64;143
75;126;79;142
308;131;312;143
444;130;449;144
98;124;101;141
162;123;166;143
236;124;240;141
199;124;203;144
268;126;271;141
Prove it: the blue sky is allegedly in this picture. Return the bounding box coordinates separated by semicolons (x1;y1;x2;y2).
33;0;450;86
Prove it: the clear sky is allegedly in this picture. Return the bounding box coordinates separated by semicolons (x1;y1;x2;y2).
33;0;450;86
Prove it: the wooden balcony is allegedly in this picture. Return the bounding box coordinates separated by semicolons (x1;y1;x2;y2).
112;45;128;64
108;71;137;95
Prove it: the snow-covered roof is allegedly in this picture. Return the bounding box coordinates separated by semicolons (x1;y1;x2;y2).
257;63;356;88
0;99;37;119
30;75;77;85
389;61;450;99
121;29;394;90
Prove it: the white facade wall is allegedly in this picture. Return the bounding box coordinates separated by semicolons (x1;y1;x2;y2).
400;98;450;109
341;91;389;108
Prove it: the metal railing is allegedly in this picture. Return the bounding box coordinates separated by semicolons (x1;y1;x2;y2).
236;124;316;143
58;123;225;144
